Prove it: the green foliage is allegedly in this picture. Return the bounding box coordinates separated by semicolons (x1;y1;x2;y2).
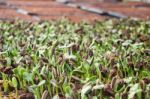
0;19;150;98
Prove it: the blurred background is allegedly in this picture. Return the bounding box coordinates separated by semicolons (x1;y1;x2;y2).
0;0;150;22
105;0;150;3
124;0;150;3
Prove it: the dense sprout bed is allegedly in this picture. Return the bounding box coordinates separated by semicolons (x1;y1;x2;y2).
0;19;150;99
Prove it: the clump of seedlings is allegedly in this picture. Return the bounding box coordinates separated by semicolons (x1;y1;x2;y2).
0;19;150;99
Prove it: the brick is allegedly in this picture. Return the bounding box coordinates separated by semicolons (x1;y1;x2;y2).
8;0;59;7
83;2;150;19
0;8;34;21
7;0;105;22
40;15;104;23
22;6;105;22
3;0;150;22
20;6;97;15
